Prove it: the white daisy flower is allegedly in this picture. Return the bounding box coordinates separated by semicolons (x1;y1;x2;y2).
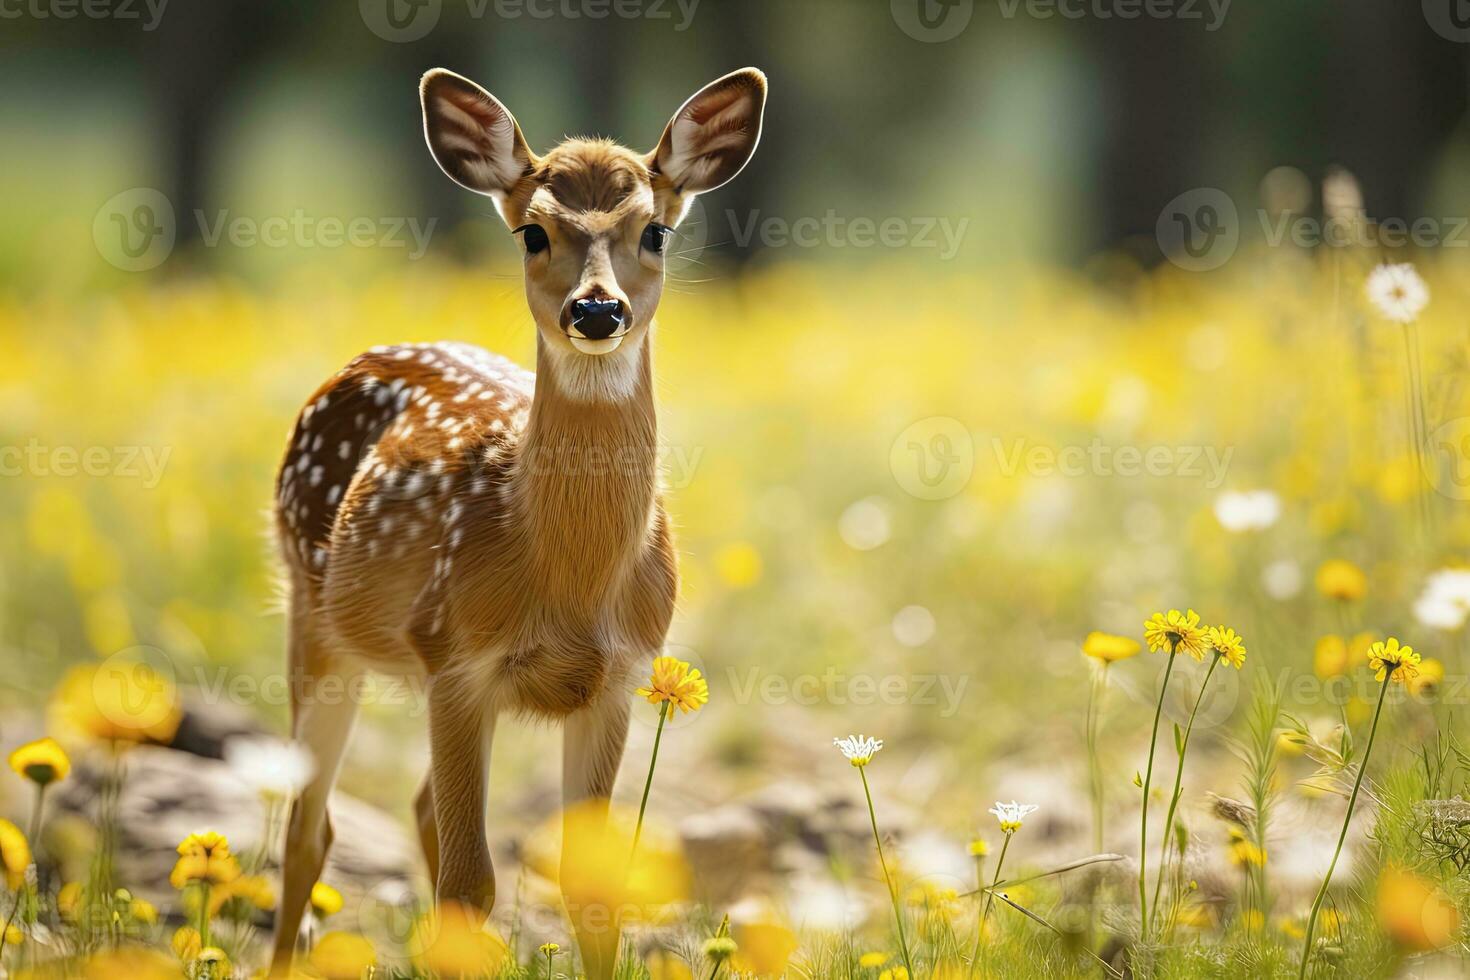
989;800;1039;833
833;734;883;767
1413;569;1470;631
1366;263;1429;324
1213;490;1281;533
223;735;317;799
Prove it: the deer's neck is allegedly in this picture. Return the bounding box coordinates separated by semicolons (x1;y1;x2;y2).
515;334;659;606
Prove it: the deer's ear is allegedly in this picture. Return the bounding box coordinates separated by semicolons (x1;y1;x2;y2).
421;69;534;210
649;67;767;195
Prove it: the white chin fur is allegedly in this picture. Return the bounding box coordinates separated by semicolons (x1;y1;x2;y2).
568;334;624;355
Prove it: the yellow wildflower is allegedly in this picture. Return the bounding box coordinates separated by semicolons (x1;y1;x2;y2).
311;880;344;917
85;947;184;979
1409;657;1445;697
8;736;71;786
411;901;509;976
48;660;181;746
731;921;798;977
310;931;378;980
131;897;159;925
0;819;31;890
967;837;989;857
1313;635;1349;678
57;881;84;919
171;926;202;961
879;969;910;980
1175;903;1215;928
1227;827;1267;867
635;656;710;714
859;951;889;968
195;947;230;976
1082;631;1141;663
1205;626;1247;669
169;831;240;889
1378;866;1458;950
648;947;695;980
1367;637;1420;684
1144;609;1208;660
211;873;275;914
1316;559;1366;601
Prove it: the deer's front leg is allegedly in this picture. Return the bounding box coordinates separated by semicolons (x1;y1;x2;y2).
427;673;496;911
561;688;633;980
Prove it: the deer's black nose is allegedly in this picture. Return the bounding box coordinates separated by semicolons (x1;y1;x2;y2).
569;297;627;340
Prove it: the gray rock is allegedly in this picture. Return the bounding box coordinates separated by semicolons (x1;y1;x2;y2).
47;745;421;918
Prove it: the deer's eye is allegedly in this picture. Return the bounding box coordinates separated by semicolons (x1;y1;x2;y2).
514;224;549;255
641;223;671;255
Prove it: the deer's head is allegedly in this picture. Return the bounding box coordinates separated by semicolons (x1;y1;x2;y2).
420;66;767;398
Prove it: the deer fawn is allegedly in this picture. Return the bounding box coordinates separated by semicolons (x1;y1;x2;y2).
267;67;766;976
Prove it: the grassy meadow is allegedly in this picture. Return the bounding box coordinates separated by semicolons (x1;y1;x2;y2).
2;238;1470;978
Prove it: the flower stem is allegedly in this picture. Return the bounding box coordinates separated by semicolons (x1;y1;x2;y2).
859;764;914;980
631;701;669;861
0;893;21;963
1149;654;1221;932
1298;677;1390;979
1086;665;1107;855
26;785;47;897
1138;646;1179;937
198;881;211;949
969;831;1012;979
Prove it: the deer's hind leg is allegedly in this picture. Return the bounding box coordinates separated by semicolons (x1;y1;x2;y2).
269;594;364;976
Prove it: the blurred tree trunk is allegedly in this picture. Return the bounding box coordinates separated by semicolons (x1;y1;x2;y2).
139;0;276;245
1323;6;1468;220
